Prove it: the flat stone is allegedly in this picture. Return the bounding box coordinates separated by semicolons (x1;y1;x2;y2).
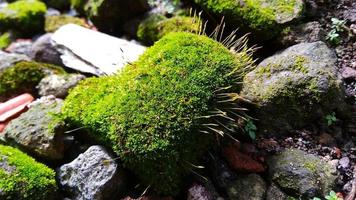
0;50;30;71
51;24;146;76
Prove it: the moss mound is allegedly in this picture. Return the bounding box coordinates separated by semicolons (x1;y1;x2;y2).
0;0;47;35
61;32;253;194
137;15;201;45
0;61;65;101
0;32;11;49
45;15;87;32
192;0;304;39
0;145;58;200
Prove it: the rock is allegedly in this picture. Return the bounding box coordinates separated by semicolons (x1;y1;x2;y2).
226;174;267;200
84;0;149;34
3;96;66;161
341;67;356;80
223;144;265;173
30;33;63;66
187;183;215;200
37;74;86;98
192;0;305;40
6;39;33;56
280;21;325;46
0;0;47;35
58;145;127;200
51;24;147;75
207;153;237;189
339;157;350;170
0;144;58;200
0;50;30;71
267;148;338;198
344;2;356;23
266;183;290;200
241;42;346;133
45;14;87;32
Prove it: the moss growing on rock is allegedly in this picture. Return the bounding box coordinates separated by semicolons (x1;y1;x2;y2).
192;0;304;40
0;32;11;49
61;32;253;194
0;145;58;200
0;0;47;35
45;15;87;32
0;61;65;101
137;15;201;45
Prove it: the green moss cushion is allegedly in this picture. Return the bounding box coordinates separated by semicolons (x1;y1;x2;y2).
0;61;65;101
193;0;304;39
0;145;58;200
61;32;253;194
0;0;47;35
137;15;201;45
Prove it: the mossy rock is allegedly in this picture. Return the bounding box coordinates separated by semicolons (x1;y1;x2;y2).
0;32;11;49
45;15;87;32
0;145;58;200
0;61;65;101
241;42;346;133
61;32;253;194
192;0;304;40
0;0;47;36
70;0;87;14
137;14;201;45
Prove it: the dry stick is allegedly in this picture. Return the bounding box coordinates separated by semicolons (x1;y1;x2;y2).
346;168;356;200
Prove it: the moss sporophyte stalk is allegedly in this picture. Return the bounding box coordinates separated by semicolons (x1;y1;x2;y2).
61;31;255;194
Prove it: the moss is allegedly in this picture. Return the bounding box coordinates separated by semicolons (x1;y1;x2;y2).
137;15;201;45
61;32;253;194
0;32;11;49
45;15;87;32
0;0;47;35
0;145;57;200
0;61;65;101
193;0;303;39
70;0;87;14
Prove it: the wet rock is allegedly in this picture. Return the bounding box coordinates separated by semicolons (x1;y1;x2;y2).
280;21;325;46
267;148;338;198
226;174;267;200
0;50;30;71
3;96;66;161
58;145;127;200
241;41;346;134
37;74;86;98
30;33;63;66
51;24;146;75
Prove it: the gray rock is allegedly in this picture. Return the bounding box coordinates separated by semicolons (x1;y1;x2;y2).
30;33;63;66
266;183;290;200
187;183;216;200
226;174;266;200
241;41;346;133
267;148;338;198
280;21;325;46
207;153;237;189
51;24;146;76
6;40;33;57
3;96;66;161
37;74;86;98
0;50;30;71
58;145;127;200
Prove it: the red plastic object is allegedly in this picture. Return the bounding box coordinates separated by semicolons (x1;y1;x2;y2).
0;93;34;132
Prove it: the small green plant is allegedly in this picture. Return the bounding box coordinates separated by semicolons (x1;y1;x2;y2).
244;119;257;140
312;191;342;200
325;112;337;126
326;18;346;45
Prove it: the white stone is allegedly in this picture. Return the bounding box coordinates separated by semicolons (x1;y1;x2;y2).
51;24;146;76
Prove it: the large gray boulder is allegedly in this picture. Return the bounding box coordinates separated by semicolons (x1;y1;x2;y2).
226;174;267;200
58;145;127;200
241;41;346;134
3;96;65;161
267;148;338;198
30;33;63;66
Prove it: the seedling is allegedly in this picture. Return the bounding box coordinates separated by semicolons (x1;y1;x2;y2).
312;191;342;200
244;119;257;140
325;112;337;126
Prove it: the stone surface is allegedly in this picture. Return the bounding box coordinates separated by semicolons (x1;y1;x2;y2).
207;153;237;189
0;50;30;71
241;41;345;133
5;39;33;56
280;21;325;46
267;148;338;198
266;183;290;200
226;174;267;200
187;183;215;200
37;74;86;98
3;96;65;161
58;145;127;200
51;24;146;75
30;33;63;66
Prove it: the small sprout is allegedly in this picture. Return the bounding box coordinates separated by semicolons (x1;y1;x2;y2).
244;119;257;140
326;18;346;45
325;112;337;126
312;191;342;200
326;30;342;45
